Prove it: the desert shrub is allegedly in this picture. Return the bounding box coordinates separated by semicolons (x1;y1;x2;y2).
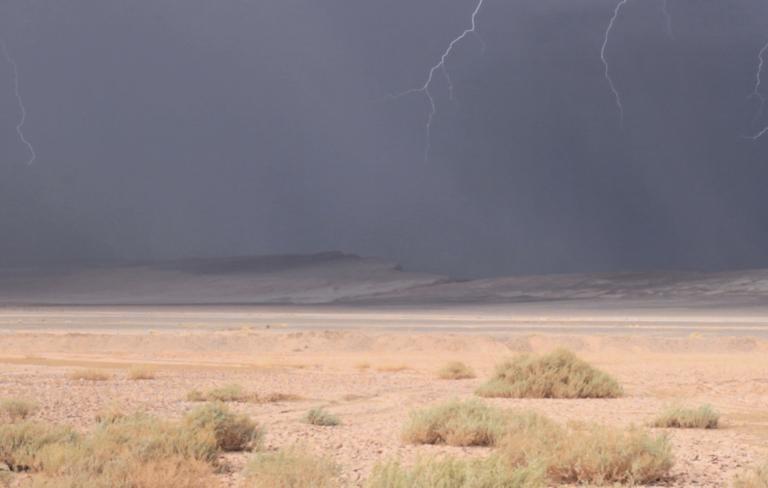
127;366;157;380
69;369;111;381
205;384;256;402
124;456;217;488
0;399;39;422
402;399;508;447
304;408;340;427
437;361;476;380
734;462;768;488
0;413;224;487
71;413;219;465
32;414;220;486
262;392;304;403
243;447;340;488
186;389;206;402
29;414;219;488
186;384;258;403
184;403;262;451
31;451;217;488
94;404;128;425
476;349;623;399
650;404;720;429
365;455;544;488
498;420;673;485
0;421;78;472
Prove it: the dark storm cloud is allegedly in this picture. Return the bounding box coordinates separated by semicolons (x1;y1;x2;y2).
1;0;767;276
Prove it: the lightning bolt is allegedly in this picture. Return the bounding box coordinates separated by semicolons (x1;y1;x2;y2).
745;40;768;139
1;39;36;165
601;0;630;127
661;0;674;40
393;0;485;161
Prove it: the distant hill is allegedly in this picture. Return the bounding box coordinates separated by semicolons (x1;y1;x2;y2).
346;269;768;308
1;253;768;308
0;252;444;305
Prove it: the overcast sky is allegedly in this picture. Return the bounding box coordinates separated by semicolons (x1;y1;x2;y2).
1;0;768;277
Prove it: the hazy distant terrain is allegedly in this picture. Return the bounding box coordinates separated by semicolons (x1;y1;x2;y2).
2;252;768;309
0;252;443;306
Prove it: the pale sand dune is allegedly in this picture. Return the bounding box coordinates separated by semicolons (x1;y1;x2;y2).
1;307;768;486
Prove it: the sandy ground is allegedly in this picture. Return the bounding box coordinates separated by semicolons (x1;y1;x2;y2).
2;306;768;487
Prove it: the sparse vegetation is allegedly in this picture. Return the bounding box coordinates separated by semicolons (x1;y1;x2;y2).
69;369;111;381
402;399;507;447
262;392;304;403
127;365;157;380
437;361;476;380
0;399;39;422
389;408;672;485
365;455;544;488
734;462;768;488
475;349;623;399
186;384;258;403
94;404;128;424
0;421;78;472
0;406;271;486
304;408;340;427
11;414;220;487
184;403;263;451
185;384;302;404
243;447;340;488
651;404;720;429
498;419;673;485
186;389;206;402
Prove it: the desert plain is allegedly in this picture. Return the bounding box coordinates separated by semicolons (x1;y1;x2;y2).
1;303;768;487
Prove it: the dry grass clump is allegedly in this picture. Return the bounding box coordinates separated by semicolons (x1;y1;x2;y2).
437;361;476;380
127;365;157;380
304;408;340;427
0;409;253;487
498;419;673;485
476;349;623;399
0;421;78;472
242;446;340;488
734;462;768;487
69;369;111;381
29;416;219;487
94;403;128;425
0;399;39;422
186;385;303;404
186;384;258;403
184;403;263;451
365;455;544;488
402;399;508;447
650;404;720;429
262;392;304;403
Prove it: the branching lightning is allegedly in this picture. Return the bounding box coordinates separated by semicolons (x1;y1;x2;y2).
1;39;36;165
745;40;768;139
393;0;485;161
601;0;630;127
